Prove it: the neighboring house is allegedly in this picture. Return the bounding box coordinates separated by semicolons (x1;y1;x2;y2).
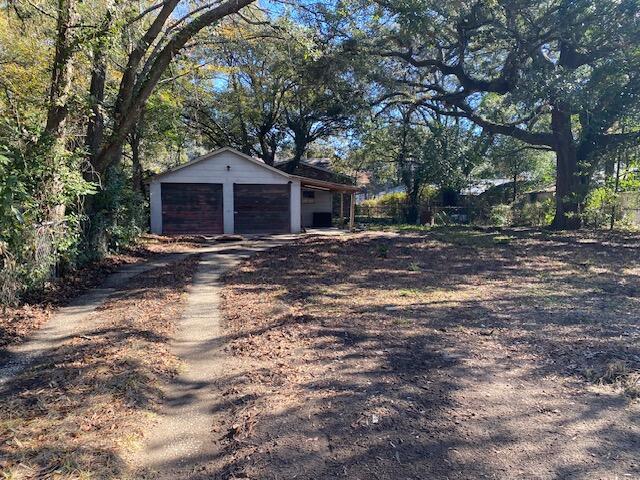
461;178;513;197
525;186;555;204
149;147;359;235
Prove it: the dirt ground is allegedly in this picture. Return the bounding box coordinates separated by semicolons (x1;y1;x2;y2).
216;228;640;480
0;253;200;479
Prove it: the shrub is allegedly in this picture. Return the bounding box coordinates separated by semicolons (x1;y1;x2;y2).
0;242;21;306
582;187;619;228
489;204;513;226
517;199;555;226
360;188;440;225
0;140;145;304
82;168;147;260
0;143;95;299
360;192;407;223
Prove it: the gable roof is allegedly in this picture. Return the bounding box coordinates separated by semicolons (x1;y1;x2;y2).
275;159;355;186
150;146;292;181
276;158;333;172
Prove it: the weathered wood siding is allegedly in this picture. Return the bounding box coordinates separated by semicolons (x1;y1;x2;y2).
161;183;223;235
234;184;290;233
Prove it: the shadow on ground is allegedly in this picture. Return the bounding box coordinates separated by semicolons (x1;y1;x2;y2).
191;228;640;479
0;257;199;479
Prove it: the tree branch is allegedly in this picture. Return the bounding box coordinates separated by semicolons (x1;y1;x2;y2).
424;102;554;147
380;50;514;94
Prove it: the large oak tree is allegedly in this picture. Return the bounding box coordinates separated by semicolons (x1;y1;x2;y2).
352;0;640;228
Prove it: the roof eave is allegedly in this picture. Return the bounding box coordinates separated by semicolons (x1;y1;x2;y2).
291;175;360;193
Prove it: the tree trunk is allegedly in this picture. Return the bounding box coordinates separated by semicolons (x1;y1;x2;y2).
609;148;622;230
44;0;75;140
406;189;420;224
293;136;306;167
550;104;586;230
284;127;308;172
258;135;276;165
130;110;145;195
35;0;77;231
85;47;107;174
94;0;255;175
604;157;616;179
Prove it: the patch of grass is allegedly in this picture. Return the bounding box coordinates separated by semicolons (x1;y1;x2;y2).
396;288;424;297
493;235;515;245
364;223;433;232
407;262;421;272
585;361;640;399
392;317;414;326
376;243;389;258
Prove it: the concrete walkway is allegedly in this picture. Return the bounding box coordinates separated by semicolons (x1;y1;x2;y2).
0;235;296;388
0;252;191;387
132;239;289;478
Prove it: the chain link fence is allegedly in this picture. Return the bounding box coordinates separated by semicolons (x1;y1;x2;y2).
356;204;483;226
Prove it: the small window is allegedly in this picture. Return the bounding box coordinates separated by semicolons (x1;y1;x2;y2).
303;190;316;204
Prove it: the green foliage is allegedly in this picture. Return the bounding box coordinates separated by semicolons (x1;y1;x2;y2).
376;243;389;258
517;199;555;227
489;204;513;227
360;192;407;223
181;18;366;164
0;139;96;299
478;137;556;194
348;0;640;228
84;168;146;260
582;187;619;229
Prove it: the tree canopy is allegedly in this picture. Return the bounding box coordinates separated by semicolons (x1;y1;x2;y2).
1;0;639;301
342;0;640;227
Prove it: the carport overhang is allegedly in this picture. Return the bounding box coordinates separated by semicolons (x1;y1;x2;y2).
291;175;360;230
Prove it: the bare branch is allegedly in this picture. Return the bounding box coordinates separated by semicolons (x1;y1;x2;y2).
126;1;166;26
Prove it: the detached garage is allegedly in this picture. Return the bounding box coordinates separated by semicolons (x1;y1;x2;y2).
149;147;358;235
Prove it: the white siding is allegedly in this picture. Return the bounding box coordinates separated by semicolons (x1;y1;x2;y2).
290;180;302;232
150;182;162;234
149;149;302;234
156;150;291;184
301;189;333;227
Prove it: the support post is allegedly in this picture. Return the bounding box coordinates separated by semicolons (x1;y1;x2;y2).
340;193;345;228
349;192;355;231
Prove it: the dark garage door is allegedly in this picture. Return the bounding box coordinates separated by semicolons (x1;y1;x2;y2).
234;184;290;234
161;183;223;235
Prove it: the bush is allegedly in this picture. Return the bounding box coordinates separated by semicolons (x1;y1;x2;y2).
517;199;555;226
82;167;147;261
582;187;619;228
489;204;513;226
0;142;146;304
359;192;407;223
0;142;95;300
0;242;21;306
359;188;438;225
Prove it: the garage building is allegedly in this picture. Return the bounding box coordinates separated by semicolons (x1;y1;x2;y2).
149;147;358;235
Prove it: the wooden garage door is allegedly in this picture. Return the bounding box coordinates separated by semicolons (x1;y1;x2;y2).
234;184;290;234
161;183;223;235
